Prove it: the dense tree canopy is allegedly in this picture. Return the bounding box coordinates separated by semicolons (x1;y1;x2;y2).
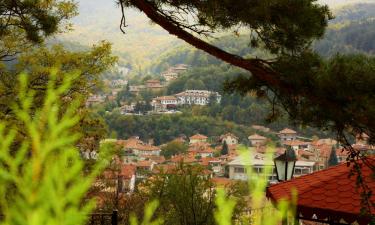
0;0;77;61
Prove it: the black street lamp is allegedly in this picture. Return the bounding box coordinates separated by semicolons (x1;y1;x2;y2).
274;147;297;181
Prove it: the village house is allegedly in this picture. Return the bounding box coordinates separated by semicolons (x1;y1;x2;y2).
188;142;215;158
352;133;375;155
135;160;157;179
117;137;161;158
151;96;178;111
161;64;189;82
120;103;136;114
189;134;208;144
86;95;105;107
199;157;224;175
175;90;221;105
219;133;239;145
311;143;347;170
227;153;315;182
119;164;136;193
145;79;164;91
283;140;311;151
278;128;298;142
248;133;267;146
161;69;178;82
129;85;146;94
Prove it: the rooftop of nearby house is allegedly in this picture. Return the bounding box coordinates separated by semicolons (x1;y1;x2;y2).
283;140;310;146
279;128;297;134
170;155;197;164
118;138;161;151
220;132;239;140
248;133;267;140
136;160;154;168
199;157;221;166
120;164;136;179
153;96;177;101
315;144;348;158
190;134;208;140
266;157;375;225
175;90;220;97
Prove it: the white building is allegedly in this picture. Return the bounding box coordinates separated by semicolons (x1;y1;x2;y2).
151;96;178;111
175;90;221;105
278;128;298;142
227;153;315;182
219;133;239;145
248;133;267;146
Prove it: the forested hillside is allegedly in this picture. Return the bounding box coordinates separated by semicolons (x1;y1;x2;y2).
148;3;375;73
58;0;181;69
60;1;375;143
315;3;375;55
104;2;375;144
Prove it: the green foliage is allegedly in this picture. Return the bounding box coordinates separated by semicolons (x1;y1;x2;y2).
0;72;110;225
221;141;229;155
0;0;77;61
130;201;164;225
214;189;237;225
132;147;295;225
286;146;297;160
160;140;188;159
140;164;215;225
104;112;257;145
0;41;116;150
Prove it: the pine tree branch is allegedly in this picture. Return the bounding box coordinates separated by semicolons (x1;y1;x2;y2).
126;0;291;94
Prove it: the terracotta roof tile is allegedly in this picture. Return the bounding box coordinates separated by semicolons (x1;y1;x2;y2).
279;128;297;134
267;157;375;225
190;134;208;140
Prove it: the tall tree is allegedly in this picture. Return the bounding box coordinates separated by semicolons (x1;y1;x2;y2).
161;140;188;159
0;42;117;150
0;0;77;61
328;146;339;167
221;140;229;155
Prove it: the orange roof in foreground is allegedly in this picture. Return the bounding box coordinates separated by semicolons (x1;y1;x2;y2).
267;157;375;225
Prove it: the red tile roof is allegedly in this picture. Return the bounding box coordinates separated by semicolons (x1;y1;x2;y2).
119;138;161;151
279;128;297;134
220;133;239;140
267;157;375;225
120;164;136;179
283;140;310;146
248;133;267;140
190;134;208;140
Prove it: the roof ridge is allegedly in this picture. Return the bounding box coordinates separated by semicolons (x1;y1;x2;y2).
278;163;352;196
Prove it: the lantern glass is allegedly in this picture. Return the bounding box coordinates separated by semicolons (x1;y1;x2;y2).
275;160;286;181
286;161;295;180
274;149;297;181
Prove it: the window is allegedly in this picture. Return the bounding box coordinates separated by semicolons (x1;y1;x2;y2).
234;167;245;173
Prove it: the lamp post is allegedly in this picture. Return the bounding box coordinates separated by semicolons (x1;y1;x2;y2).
274;146;297;182
273;147;297;225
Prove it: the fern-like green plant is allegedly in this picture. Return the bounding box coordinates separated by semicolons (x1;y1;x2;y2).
0;70;110;225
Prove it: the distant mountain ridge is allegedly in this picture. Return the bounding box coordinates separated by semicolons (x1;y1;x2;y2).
56;0;375;70
58;0;181;67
